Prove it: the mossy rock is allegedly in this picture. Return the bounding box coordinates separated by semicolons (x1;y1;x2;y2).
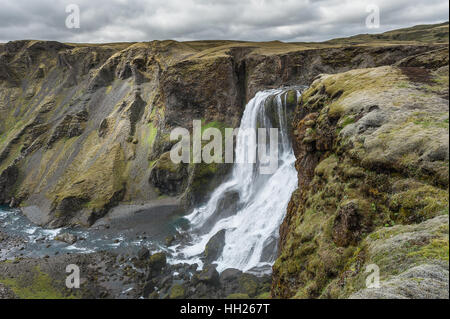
256;291;271;299
149;252;167;272
169;284;186;299
0;266;77;299
149;152;188;195
238;274;259;297
389;184;448;224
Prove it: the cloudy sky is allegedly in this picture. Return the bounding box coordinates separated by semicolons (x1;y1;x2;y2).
0;0;448;43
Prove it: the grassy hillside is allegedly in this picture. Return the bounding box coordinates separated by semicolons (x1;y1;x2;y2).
327;21;449;45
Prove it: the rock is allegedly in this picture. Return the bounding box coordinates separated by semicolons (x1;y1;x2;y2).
47;110;88;148
219;268;243;296
137;247;150;260
332;200;372;247
0;165;18;204
220;268;243;283
196;265;220;286
165;235;175;246
148;252;167;273
273;60;450;299
143;281;155;298
149;152;188;196
202;229;226;265
9;197;15;208
169;284;186;299
238;273;259;297
54;233;77;245
350;264;449;299
0;283;17;299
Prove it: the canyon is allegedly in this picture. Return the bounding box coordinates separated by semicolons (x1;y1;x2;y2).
0;22;448;299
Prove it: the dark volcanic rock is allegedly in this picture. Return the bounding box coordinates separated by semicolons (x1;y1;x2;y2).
148;252;167;274
149;152;188;196
137;247;150;260
202;229;226;265
196;265;220;286
0;165;18;204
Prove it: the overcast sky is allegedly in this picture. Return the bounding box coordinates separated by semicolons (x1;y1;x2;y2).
0;0;448;43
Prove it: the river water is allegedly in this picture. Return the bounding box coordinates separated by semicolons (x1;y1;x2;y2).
172;88;302;273
1;87;303;275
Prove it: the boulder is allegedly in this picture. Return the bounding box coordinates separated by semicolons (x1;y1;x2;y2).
137;247;150;260
169;284;186;299
148;252;167;273
54;233;77;245
196;265;220;286
202;229;226;265
350;264;449;299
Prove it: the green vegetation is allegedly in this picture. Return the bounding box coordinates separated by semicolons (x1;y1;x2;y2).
169;284;186;299
0;267;76;299
408;239;449;261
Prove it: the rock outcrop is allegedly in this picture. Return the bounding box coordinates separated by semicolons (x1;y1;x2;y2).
272;49;449;299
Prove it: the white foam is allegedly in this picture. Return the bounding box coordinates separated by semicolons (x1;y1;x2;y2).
174;89;301;273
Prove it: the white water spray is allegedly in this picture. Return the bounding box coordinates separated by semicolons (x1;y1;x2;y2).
175;88;302;273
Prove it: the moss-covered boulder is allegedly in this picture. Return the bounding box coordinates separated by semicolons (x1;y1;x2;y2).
148;252;167;274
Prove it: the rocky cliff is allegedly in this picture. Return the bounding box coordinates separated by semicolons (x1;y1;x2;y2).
1;36;446;229
272;48;449;298
0;23;449;300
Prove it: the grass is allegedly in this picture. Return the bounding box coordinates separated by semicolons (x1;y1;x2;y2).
0;266;77;299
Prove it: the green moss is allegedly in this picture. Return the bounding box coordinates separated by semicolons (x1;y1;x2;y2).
328;103;345;119
284;90;298;109
255;292;271;299
149;252;166;271
201;119;227;133
390;185;448;224
50;137;126;215
314;155;338;178
147;122;158;146
340;116;355;128
409;112;450;129
238;274;258;297
169;284;185;299
0;266;76;299
148;159;157;169
154;152;181;173
408;239;449;261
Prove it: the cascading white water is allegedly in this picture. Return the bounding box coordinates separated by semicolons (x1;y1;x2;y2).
174;88;301;274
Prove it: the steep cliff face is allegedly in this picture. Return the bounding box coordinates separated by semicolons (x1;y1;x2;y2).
272;48;449;298
0;37;447;229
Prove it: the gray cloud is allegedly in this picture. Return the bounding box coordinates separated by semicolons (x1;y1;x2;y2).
0;0;448;43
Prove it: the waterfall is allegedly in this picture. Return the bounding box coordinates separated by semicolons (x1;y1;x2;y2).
174;88;302;274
